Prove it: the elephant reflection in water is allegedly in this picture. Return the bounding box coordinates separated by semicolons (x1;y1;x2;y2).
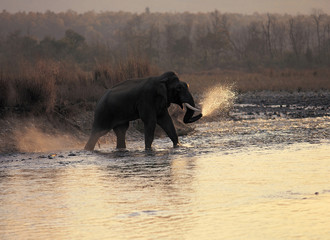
85;71;202;151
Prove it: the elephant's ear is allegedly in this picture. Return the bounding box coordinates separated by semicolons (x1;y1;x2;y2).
160;73;179;87
155;81;168;108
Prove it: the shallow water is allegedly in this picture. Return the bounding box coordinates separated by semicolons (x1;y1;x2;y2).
1;117;330;240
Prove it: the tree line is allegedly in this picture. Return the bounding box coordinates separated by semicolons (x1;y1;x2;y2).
1;9;330;72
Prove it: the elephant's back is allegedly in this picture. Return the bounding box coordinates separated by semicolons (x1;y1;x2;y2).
111;78;148;92
93;81;143;128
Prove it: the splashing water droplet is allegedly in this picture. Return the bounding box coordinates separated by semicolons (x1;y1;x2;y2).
201;84;236;117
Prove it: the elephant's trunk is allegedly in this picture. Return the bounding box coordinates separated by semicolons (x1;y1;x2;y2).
183;102;202;124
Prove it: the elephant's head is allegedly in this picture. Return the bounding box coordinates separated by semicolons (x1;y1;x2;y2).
161;72;202;124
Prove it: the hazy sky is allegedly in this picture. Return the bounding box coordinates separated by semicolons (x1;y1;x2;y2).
1;0;329;14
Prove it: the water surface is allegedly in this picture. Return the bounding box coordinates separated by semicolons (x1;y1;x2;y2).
1;117;329;239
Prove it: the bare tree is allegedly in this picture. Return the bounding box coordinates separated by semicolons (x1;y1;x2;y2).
312;9;325;59
289;16;309;61
271;18;287;58
263;13;274;59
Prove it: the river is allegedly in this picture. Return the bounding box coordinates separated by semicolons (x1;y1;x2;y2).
0;116;329;239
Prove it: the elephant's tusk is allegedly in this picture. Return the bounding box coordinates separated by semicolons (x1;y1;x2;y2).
184;103;201;112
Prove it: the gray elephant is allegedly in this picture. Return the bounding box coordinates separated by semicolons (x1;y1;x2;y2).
84;71;202;150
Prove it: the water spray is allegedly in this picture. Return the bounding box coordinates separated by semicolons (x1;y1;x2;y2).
201;84;236;117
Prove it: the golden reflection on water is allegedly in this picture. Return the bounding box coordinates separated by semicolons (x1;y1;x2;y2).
188;144;330;239
1;144;330;240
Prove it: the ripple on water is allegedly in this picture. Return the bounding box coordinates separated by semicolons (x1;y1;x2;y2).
0;118;330;240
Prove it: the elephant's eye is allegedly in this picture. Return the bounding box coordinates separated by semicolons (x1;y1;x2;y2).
176;85;183;92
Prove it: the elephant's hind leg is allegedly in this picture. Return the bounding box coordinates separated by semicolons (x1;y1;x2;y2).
84;129;108;151
113;122;129;149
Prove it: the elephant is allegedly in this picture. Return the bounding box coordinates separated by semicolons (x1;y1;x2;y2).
84;71;202;151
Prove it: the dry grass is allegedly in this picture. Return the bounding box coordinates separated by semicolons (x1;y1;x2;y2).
0;57;157;116
94;57;158;88
183;68;330;94
1;60;57;114
1;60;328;117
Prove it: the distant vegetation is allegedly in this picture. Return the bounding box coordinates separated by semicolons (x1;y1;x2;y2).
0;9;330;116
1;9;330;71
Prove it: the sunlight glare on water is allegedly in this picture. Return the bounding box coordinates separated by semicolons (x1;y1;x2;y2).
1;143;330;240
0;117;330;240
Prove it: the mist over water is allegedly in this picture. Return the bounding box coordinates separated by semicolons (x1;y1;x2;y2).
13;124;84;152
201;84;236;117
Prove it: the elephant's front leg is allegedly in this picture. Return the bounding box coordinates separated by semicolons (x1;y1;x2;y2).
143;119;156;150
157;111;179;147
